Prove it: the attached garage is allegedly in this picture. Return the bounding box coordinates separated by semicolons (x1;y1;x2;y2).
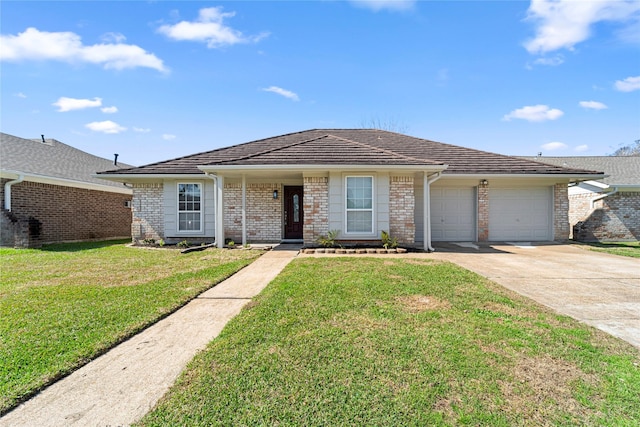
489;187;552;241
431;187;476;241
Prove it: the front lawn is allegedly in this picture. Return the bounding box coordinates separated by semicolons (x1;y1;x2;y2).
577;241;640;258
0;240;260;413
139;257;640;426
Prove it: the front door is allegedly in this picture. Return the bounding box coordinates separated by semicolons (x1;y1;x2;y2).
284;186;303;239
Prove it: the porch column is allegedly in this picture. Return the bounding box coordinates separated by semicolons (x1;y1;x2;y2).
241;174;247;246
423;172;430;251
216;174;225;248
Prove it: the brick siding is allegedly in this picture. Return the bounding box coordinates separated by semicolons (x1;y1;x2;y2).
1;179;131;248
224;183;282;243
389;175;415;245
131;183;163;241
566;193;592;239
477;182;489;241
303;176;329;245
573;192;639;241
553;183;570;241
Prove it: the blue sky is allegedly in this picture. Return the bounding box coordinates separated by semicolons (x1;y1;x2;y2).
2;0;639;166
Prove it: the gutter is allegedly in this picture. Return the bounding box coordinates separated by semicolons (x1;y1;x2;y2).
424;172;443;252
590;186;618;209
4;174;24;212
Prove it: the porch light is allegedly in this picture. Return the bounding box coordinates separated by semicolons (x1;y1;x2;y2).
480;179;488;186
273;189;278;199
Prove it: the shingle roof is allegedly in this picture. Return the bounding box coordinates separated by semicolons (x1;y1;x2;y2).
100;129;603;176
519;156;640;185
1;132;133;189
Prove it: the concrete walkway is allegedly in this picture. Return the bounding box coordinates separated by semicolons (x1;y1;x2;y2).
1;245;300;427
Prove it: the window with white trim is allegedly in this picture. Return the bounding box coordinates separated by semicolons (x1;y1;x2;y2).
346;176;373;233
178;183;202;232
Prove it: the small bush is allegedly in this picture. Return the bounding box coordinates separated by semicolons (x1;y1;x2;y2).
316;230;340;248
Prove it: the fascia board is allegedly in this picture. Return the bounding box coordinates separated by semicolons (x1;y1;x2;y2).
442;173;607;181
2;170;132;195
95;173;207;181
197;164;448;173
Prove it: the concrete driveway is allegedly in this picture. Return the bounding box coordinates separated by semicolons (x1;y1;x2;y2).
431;242;640;350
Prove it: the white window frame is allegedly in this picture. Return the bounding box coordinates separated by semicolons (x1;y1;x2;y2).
344;175;375;235
177;182;203;233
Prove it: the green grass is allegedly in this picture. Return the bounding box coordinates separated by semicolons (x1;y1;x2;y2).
0;240;261;413
578;241;640;258
138;258;640;427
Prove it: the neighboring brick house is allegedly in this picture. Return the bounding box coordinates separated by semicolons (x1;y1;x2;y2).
1;133;133;248
522;156;639;242
98;129;603;250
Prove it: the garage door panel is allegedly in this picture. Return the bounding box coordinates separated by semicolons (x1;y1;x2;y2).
431;187;476;241
489;187;552;241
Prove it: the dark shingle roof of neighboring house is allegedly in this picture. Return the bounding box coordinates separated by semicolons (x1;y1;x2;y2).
519;156;640;186
0;132;133;190
100;129;603;176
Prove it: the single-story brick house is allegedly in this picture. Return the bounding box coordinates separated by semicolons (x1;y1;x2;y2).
521;156;639;242
97;129;603;250
0;132;133;248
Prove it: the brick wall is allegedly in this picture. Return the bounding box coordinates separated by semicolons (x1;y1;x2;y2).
477;182;489;241
573;192;640;241
0;179;131;247
567;193;592;239
131;183;163;241
553;183;570;241
389;175;415;244
224;183;283;243
303;176;329;245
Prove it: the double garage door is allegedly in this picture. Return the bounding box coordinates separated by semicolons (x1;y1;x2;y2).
430;186;552;241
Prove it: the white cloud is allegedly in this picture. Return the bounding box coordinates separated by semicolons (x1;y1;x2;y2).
162;134;176;140
579;100;608;110
133;127;151;133
53;96;102;112
0;27;167;72
349;0;416;12
262;86;300;101
615;75;640;92
15;92;27;98
524;0;640;54
574;144;589;152
503;104;564;122
101;106;118;114
541;141;568;151
101;32;126;43
85;120;126;134
532;54;564;66
158;7;269;48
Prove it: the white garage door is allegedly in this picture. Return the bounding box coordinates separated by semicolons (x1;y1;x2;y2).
431;187;476;241
489;187;552;241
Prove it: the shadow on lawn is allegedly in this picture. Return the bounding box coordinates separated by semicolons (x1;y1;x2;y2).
41;239;131;252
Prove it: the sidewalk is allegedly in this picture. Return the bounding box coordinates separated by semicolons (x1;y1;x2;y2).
0;245;300;427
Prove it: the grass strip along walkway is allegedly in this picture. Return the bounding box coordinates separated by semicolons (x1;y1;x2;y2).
0;240;260;413
139;257;640;427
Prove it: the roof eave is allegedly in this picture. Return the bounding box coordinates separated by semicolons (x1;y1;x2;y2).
95;173;206;182
198;164;448;173
1;170;132;194
442;173;606;181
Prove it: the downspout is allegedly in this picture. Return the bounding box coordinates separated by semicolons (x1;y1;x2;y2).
424;172;442;252
590;186;618;209
4;174;25;212
205;172;225;248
